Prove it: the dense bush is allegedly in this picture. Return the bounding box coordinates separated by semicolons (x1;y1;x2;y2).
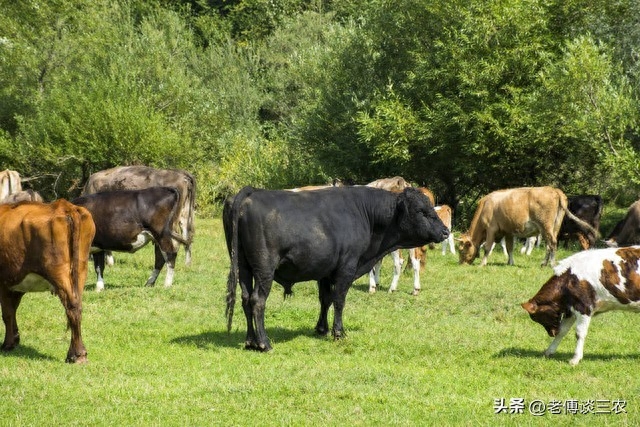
0;0;638;216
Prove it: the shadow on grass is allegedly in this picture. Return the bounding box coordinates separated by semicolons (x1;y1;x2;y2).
171;326;326;350
495;347;640;362
0;345;57;361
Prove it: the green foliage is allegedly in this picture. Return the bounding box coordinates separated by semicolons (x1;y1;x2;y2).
0;0;639;210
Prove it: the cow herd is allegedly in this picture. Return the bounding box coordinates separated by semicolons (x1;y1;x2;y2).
1;168;640;365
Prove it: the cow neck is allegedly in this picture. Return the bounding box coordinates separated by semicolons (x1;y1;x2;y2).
466;199;487;245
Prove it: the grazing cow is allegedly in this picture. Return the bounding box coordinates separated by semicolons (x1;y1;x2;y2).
82;166;196;265
0;169;21;201
605;199;640;248
559;195;603;249
458;187;597;267
522;246;640;365
0;199;95;363
72;187;187;291
1;189;44;204
224;186;449;351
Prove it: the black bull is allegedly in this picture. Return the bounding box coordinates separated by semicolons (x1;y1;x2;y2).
224;186;450;351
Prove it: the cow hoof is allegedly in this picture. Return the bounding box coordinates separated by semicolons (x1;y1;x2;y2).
145;282;156;287
315;326;330;336
369;287;377;294
1;343;16;352
66;353;88;364
412;289;420;296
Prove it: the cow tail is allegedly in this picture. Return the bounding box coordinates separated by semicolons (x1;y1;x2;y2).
67;213;80;300
166;187;189;245
226;186;254;333
186;172;196;247
562;202;600;239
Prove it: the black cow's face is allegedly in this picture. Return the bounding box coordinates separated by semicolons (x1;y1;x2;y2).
398;188;449;246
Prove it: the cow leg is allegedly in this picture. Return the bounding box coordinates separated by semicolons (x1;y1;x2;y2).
504;235;515;266
93;251;106;292
162;251;177;288
238;264;259;349
409;248;421;296
388;250;403;293
250;273;274;351
577;233;590;250
0;289;24;351
541;235;558;267
481;236;496;266
543;315;576;358
569;313;592;366
368;261;381;293
315;278;332;336
331;268;356;339
48;275;87;363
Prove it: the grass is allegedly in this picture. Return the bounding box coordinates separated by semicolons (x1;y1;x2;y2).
1;216;639;426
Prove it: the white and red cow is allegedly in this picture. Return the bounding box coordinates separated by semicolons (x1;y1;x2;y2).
458;187;597;267
82;166;196;265
0;169;21;201
522;246;640;365
0;199;95;363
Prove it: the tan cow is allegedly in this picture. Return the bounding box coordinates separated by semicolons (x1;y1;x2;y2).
366;176;411;193
458;186;597;267
0;200;95;363
0;170;21;201
82;166;196;265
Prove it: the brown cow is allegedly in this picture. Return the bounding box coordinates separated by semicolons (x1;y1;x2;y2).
0;169;21;201
82;166;196;265
0;200;95;363
458;187;597;267
1;189;44;204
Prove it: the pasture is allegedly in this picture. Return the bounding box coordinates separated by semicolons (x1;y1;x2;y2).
1;216;638;426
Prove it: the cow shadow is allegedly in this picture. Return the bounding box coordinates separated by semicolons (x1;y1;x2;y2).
494;347;640;362
0;345;57;362
171;326;325;350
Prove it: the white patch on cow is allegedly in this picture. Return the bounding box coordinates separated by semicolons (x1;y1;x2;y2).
10;273;53;293
163;266;174;288
131;231;153;251
554;248;640;313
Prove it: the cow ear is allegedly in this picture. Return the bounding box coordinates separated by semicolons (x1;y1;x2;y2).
521;301;537;314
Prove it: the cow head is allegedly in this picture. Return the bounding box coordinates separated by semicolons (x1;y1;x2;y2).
457;234;478;264
397;188;449;246
521;300;565;337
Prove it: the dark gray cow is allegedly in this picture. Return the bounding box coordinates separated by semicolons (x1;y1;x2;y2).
72;187;187;291
82;166;196;265
224;186;449;351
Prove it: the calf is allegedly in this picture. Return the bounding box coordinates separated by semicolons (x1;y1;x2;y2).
522;246;640;365
72;187;186;291
0;200;95;363
224;186;449;351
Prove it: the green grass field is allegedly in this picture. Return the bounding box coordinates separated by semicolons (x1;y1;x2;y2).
1;216;638;426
